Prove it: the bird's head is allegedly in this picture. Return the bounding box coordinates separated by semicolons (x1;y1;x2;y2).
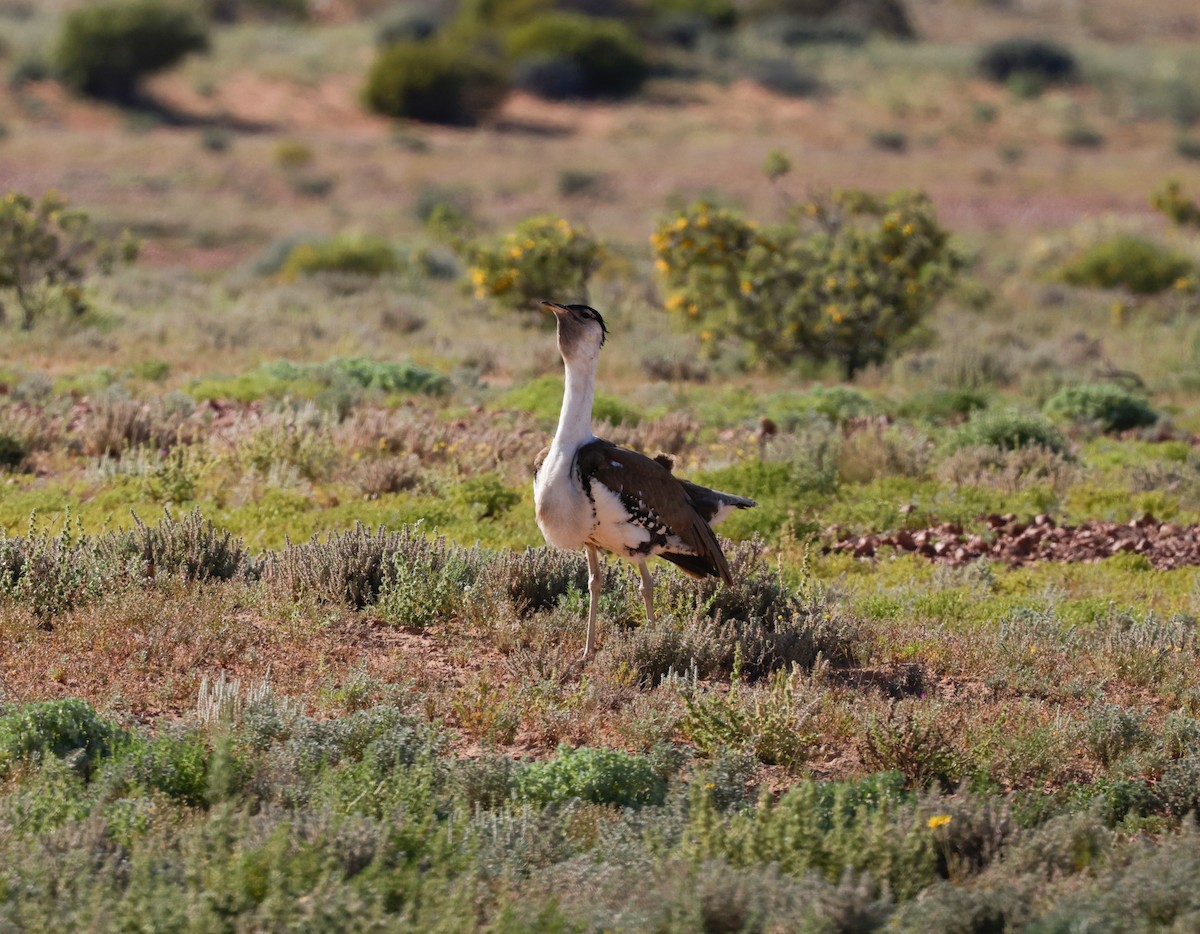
542;301;607;365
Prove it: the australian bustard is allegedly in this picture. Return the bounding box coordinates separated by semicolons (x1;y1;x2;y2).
533;301;756;659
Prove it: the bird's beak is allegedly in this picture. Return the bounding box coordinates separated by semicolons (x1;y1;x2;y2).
541;301;567;316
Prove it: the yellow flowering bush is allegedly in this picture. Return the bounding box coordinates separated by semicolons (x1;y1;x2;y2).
466;215;602;311
1151;179;1200;229
0;190;138;330
652;190;961;377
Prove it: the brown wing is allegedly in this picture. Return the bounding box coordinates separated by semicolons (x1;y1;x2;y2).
575;439;733;584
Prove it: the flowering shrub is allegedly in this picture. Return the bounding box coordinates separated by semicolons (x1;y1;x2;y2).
0;190;138;329
651;190;960;377
466;215;602;311
1151;180;1200;229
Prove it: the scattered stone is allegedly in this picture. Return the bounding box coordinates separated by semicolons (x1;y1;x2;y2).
825;514;1200;569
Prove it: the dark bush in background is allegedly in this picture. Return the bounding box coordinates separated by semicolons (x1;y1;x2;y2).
977;37;1076;87
363;40;510;125
512;54;588;99
56;0;209;102
506;12;649;99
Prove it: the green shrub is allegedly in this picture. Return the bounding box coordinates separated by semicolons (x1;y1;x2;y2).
0;699;122;778
652;191;960;377
977;37;1076;89
318;357;449;396
467;215;603;312
0;432;29;469
56;0;209;102
770;386;877;427
945;408;1068;455
514;745;666;808
895;388;988;424
376;544;477;626
114;730;211;805
1080;702;1150;768
506;13;648;100
1057;235;1194;295
278;234;399;280
1043;384;1159;433
0;190;138;329
1152;179;1200;228
363;40;509;126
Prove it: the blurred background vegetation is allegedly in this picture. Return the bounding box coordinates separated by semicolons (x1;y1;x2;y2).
4;0;1200;929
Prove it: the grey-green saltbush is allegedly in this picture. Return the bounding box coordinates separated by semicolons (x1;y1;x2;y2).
945;408;1069;455
1043;384;1158;433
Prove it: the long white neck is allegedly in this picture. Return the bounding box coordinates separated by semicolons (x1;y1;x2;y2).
551;354;596;454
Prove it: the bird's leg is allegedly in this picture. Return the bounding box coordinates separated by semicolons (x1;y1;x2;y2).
584;545;602;659
637;559;655;625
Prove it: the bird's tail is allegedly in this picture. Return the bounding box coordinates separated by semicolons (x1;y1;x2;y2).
679;480;757;526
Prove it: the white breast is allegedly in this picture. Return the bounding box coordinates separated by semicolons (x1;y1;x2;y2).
586;480;654;555
534;447;595;550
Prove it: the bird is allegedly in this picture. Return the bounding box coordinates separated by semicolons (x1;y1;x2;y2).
533;300;756;659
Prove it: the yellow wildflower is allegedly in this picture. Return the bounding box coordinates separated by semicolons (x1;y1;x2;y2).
825;276;838;290
666;293;685;311
927;814;951;830
740;280;752;294
1177;277;1192;290
655;258;670;274
509;247;523;259
470;268;486;285
902;223;915;236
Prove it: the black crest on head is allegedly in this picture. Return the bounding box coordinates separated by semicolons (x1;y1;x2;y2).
565;304;607;345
